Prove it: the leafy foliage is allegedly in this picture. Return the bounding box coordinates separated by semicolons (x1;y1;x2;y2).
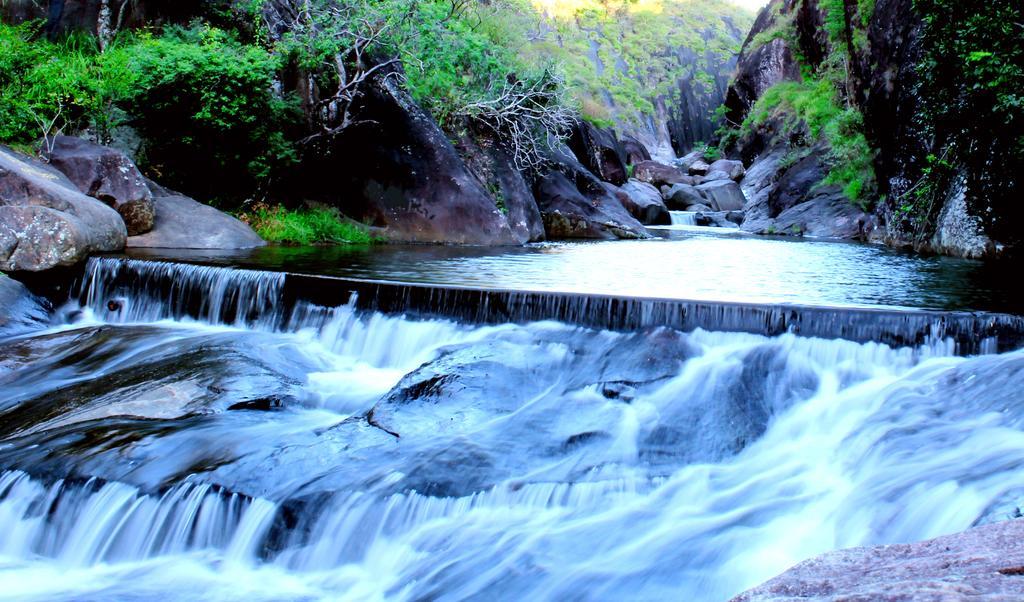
0;22;301;203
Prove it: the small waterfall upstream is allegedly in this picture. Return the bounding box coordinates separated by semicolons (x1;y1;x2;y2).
670;211;698;226
2;258;1024;600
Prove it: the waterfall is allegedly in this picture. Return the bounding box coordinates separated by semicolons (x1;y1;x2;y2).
3;257;1024;600
68;257;1024;354
670;211;698;226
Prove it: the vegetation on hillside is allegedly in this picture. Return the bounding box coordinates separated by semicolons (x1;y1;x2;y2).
528;0;751;129
719;0;878;208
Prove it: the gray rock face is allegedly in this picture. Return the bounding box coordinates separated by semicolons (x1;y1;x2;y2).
664;183;707;210
744;187;876;239
302;63;518;245
128;194;264;250
688;159;711;176
455;123;545;244
617;181;670;225
621;135;652;165
0;146;126;272
43;136;155;236
567;120;629;186
534;171;648;240
732;519;1024;602
724;35;803;126
696;180;746;211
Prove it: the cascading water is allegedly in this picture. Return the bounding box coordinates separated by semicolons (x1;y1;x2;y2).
669;211;698;226
2;258;1024;600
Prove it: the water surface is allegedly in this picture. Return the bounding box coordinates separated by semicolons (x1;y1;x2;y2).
124;228;1015;312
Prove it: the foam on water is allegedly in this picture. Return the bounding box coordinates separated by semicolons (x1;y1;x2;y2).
0;258;1023;600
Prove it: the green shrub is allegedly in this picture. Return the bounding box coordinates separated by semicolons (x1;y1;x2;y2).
244;206;376;245
742;79;876;207
108;25;301;203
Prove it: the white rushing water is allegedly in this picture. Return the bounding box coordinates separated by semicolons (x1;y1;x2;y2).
0;260;1022;601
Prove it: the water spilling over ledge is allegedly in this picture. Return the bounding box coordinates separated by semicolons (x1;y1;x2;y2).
70;257;1024;355
4;255;1024;600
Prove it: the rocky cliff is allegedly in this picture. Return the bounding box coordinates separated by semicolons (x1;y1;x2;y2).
530;0;752;160
720;0;1023;258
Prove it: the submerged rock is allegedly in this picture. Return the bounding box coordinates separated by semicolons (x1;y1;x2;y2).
43;136;155;236
0;145;126;272
732;519;1024;602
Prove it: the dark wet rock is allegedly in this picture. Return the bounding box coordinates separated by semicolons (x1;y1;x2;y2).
0;276;48;337
299;64;517;245
567;120;629;186
616;181;670;226
455;122;545;244
731;519;1024;602
633;160;693;187
746;187;877;239
128;194;265;249
536;144;649;240
0;145;126;272
43;136;155;236
768;154;825;216
664;183;707;211
708;159;746;182
621;135;652;165
696;180;746;211
534;172;648;240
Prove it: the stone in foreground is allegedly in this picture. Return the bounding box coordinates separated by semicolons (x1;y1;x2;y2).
732;519;1024;602
0;145;126;272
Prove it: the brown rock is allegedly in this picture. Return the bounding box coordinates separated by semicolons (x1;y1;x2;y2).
634;160;693;187
732;519;1024;602
43;136;155;236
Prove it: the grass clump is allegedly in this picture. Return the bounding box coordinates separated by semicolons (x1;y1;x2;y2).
742;79;876;207
244;206;376;245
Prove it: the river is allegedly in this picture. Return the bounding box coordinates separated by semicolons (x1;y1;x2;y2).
1;232;1023;601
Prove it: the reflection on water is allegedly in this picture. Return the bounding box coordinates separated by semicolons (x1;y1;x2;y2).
125;229;1016;312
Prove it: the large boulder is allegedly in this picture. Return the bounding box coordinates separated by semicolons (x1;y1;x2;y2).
621;135;652;165
0;146;126;272
664;183;707;210
696;180;746;211
299;64;517;245
731;519;1024;602
567;120;629;186
454;122;545;244
633;160;693;187
534;171;647;240
43;136;155;235
128;190;265;250
616;181;670;226
708;159;746;182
